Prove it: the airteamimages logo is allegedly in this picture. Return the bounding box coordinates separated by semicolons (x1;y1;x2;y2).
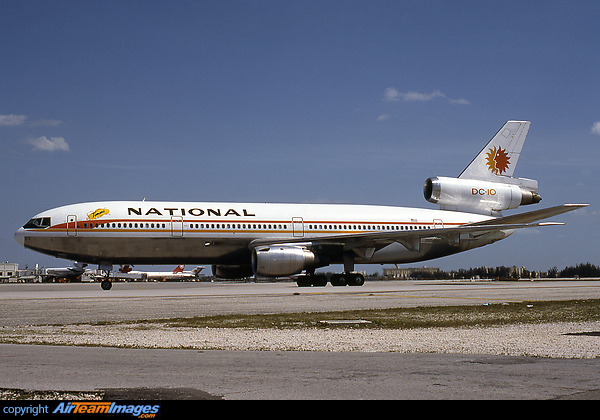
52;401;160;418
485;146;511;175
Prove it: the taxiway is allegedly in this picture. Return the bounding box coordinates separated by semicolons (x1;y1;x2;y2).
1;280;600;399
2;279;600;327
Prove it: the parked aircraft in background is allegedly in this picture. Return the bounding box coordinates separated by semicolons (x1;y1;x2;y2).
114;264;204;281
42;262;87;282
15;121;587;290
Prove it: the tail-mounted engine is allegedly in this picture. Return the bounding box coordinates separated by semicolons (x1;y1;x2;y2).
252;246;318;277
424;176;541;215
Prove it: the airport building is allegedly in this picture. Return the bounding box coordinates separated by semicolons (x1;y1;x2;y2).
0;262;19;282
382;266;440;279
0;262;42;283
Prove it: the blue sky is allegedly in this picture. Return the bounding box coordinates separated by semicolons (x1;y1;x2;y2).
2;0;599;273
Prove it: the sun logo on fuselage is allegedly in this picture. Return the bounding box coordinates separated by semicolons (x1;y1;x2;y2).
485;146;510;175
87;208;110;220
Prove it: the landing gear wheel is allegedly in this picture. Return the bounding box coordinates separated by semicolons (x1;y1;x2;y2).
347;273;365;286
296;274;328;287
296;276;311;287
311;274;328;287
330;274;348;287
101;280;112;290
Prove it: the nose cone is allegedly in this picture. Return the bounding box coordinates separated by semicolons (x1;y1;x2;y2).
14;228;25;247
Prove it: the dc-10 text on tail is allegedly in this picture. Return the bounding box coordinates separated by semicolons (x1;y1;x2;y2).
15;121;588;289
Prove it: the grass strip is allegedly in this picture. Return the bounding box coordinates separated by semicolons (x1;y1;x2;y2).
125;299;600;330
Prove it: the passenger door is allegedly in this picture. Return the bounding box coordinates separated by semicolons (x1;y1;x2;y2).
171;217;183;237
292;217;304;237
67;215;77;237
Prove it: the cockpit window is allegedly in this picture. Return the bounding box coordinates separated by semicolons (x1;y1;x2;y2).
23;217;51;229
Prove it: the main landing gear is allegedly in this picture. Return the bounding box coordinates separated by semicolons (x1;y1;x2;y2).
296;272;365;287
297;253;365;287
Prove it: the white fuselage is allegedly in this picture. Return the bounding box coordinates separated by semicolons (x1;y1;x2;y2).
15;201;502;268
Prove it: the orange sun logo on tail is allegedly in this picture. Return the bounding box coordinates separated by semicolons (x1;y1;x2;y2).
485;146;511;175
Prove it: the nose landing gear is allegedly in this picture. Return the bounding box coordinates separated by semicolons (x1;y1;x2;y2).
98;263;113;290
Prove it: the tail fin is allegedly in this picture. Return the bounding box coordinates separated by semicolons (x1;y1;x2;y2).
173;265;185;273
459;121;530;181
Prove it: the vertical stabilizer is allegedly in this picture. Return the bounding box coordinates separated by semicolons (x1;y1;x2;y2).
459;121;530;181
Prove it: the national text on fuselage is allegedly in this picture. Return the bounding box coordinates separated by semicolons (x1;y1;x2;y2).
127;207;256;217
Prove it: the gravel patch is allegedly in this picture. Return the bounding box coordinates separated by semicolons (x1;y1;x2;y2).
3;322;600;358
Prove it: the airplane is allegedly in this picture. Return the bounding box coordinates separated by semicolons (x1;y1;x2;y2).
41;262;88;282
14;121;588;290
115;264;204;281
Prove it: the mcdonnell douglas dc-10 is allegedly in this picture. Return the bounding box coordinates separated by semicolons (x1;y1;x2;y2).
15;121;588;290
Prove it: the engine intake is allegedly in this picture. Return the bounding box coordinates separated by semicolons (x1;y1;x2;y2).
252;246;317;277
424;176;541;215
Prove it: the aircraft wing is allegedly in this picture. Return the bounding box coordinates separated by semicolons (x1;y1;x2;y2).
466;204;589;226
249;204;588;254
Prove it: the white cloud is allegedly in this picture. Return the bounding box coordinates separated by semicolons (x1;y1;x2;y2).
382;88;470;105
377;114;390;121
383;88;446;102
450;98;471;105
401;90;446;102
24;136;70;152
591;122;600;135
382;87;401;102
0;114;27;126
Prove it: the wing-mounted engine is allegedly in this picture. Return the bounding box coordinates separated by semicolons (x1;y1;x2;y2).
424;176;541;216
252;245;318;277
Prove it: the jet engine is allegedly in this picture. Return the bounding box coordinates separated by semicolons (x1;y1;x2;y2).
252;246;317;277
424;176;541;215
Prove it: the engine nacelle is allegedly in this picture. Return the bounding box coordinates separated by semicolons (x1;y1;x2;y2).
424;176;541;215
252;246;317;277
